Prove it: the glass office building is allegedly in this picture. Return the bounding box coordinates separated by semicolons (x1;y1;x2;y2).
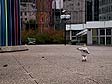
99;0;112;21
91;28;112;45
87;21;112;45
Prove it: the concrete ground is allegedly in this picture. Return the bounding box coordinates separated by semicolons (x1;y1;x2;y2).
0;45;112;84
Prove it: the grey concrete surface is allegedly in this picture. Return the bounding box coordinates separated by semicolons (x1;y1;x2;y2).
0;45;112;84
0;45;28;53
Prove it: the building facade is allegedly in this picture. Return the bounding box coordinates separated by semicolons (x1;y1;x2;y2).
99;0;112;21
92;0;99;21
52;0;64;30
86;0;92;21
20;0;36;22
0;0;21;46
86;0;99;21
87;21;112;45
66;21;112;45
20;0;37;30
36;0;53;33
63;0;86;24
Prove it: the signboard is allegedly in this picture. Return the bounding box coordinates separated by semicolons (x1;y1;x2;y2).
60;15;71;20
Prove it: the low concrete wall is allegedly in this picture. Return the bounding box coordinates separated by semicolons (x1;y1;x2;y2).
0;45;28;53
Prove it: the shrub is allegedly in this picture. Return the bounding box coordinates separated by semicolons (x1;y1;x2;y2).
21;29;64;44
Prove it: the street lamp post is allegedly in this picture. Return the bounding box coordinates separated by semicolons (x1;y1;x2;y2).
60;14;70;45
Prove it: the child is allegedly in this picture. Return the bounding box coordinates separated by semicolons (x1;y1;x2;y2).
77;44;90;62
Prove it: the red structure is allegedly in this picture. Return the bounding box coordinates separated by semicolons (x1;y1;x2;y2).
36;0;53;33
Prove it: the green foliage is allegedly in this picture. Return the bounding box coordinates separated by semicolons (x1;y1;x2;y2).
21;29;64;44
26;19;36;24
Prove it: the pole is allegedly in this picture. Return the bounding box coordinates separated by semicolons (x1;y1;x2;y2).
70;12;72;41
19;0;21;45
54;0;56;31
5;0;8;46
64;20;66;45
0;0;1;46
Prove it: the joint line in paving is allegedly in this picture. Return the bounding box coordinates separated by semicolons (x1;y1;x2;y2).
86;78;100;84
12;55;39;84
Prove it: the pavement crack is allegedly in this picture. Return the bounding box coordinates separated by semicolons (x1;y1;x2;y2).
86;78;100;84
12;55;39;84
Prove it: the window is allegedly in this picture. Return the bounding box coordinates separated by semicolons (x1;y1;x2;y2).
25;12;27;16
106;37;111;45
100;29;105;35
106;29;111;35
92;37;98;44
111;6;112;11
100;16;102;20
100;37;105;45
104;16;106;19
92;29;98;36
109;16;111;20
25;18;27;21
72;31;80;36
78;2;80;6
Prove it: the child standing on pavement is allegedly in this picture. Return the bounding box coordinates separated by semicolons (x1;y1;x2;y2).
77;44;90;62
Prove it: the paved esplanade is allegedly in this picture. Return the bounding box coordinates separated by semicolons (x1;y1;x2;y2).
0;45;112;84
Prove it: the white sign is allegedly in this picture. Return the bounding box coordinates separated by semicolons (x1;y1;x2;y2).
60;15;71;19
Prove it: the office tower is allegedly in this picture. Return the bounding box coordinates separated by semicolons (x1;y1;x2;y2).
63;0;86;24
92;0;99;21
86;0;99;21
86;0;92;21
20;0;36;22
99;0;112;21
20;0;37;30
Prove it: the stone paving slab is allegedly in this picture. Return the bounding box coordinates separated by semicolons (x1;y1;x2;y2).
0;45;112;84
0;53;36;84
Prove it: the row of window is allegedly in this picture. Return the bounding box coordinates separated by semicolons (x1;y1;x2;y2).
92;28;112;45
99;0;112;6
92;28;112;36
99;15;112;21
99;5;112;14
92;37;112;45
21;11;37;16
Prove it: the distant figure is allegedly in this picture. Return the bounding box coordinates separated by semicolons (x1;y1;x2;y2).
77;44;90;62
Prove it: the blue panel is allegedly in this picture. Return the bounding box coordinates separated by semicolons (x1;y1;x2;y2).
1;0;6;46
0;0;1;46
11;0;15;46
5;0;8;46
18;0;21;45
9;0;12;46
0;0;21;46
14;0;17;45
7;0;12;46
19;0;21;45
16;0;21;45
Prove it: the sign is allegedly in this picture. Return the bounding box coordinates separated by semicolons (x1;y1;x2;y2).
60;15;70;20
